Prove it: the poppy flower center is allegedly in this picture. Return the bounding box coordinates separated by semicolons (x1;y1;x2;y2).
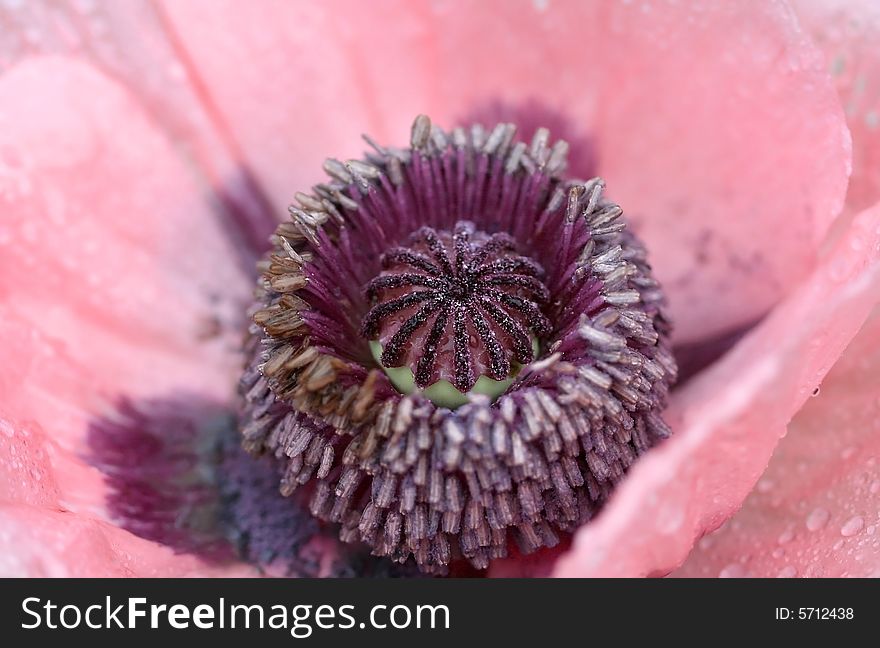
361;221;550;403
240;114;677;573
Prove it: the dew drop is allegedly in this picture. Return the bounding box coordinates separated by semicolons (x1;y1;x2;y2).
756;478;774;494
719;563;747;578
849;234;865;251
869;481;880;495
805;508;830;532
0;418;13;438
777;566;797;578
777;528;795;545
656;501;685;534
840;516;864;537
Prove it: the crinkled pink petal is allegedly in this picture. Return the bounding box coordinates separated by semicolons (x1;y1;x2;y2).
0;1;279;250
0;57;249;574
674;303;880;578
155;0;605;199
793;0;880;215
591;1;851;343
159;0;850;344
552;202;880;577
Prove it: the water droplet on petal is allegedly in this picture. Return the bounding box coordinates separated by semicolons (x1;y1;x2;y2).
806;507;830;532
840;516;864;537
719;564;747;578
756;478;774;493
777;528;795;545
777;566;797;578
656;502;685;534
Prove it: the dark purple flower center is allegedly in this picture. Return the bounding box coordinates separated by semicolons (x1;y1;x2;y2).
239;114;677;574
361;221;551;393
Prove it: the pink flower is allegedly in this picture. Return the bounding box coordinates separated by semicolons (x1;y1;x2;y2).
1;0;878;577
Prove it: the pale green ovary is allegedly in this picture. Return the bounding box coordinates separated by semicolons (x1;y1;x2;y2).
370;340;537;409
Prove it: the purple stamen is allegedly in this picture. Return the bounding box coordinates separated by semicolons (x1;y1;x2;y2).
242;114;677;573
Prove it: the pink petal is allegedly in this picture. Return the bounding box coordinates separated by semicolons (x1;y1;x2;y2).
0;1;279;250
157;0;585;197
0;504;256;577
673;301;880;578
160;0;850;344
0;57;249;573
591;2;851;343
793;0;880;215
553;201;880;577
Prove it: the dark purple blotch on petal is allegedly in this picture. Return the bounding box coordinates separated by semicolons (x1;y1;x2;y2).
87;396;417;576
87;397;236;561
